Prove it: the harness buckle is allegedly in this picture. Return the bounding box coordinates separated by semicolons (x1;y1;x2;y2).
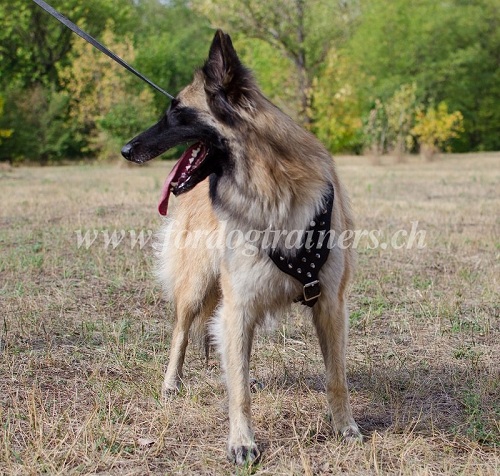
303;280;321;302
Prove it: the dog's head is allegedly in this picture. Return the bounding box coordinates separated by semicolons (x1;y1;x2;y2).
121;30;257;215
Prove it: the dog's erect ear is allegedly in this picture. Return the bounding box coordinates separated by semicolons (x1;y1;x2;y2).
204;30;241;88
203;30;255;123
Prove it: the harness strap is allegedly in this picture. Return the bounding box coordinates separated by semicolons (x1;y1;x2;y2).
269;183;334;307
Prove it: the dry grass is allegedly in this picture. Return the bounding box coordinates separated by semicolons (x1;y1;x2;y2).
1;152;499;475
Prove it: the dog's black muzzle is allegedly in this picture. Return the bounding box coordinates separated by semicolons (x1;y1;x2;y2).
122;105;227;166
121;111;210;164
121;143;133;161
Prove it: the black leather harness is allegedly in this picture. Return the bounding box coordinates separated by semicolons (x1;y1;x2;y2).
269;183;334;307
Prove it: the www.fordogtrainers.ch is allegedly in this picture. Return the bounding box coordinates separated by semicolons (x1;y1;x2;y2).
75;221;426;254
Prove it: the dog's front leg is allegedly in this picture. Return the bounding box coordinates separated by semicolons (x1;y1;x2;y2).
216;269;260;465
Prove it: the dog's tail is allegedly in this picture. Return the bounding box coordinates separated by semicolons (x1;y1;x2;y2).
190;315;213;364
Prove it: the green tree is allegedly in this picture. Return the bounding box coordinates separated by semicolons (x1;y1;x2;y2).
385;83;418;161
311;49;362;152
348;0;500;151
0;85;77;164
133;0;213;112
363;98;388;161
0;0;139;162
233;37;300;120
0;0;134;88
193;0;358;126
60;25;156;160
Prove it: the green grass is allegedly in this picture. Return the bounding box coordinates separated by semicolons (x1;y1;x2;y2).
1;153;499;475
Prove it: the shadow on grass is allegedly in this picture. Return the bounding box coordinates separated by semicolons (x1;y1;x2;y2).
349;362;498;446
254;361;498;447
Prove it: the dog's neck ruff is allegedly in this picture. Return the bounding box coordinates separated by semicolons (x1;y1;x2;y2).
269;183;334;307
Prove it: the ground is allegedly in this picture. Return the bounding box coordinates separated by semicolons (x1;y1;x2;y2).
0;153;499;475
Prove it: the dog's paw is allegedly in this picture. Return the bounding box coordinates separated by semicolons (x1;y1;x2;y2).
228;443;260;466
340;424;363;443
161;381;181;399
327;413;363;443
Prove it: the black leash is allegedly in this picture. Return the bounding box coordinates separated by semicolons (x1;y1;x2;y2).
31;0;174;100
269;183;335;307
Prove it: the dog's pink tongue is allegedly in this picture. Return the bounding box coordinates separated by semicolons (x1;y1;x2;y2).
158;143;202;216
158;159;184;216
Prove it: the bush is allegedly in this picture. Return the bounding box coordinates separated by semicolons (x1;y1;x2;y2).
60;25;157;161
0;85;80;164
0;96;13;147
411;102;464;160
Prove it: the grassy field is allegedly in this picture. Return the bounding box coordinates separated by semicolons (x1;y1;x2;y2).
1;153;499;475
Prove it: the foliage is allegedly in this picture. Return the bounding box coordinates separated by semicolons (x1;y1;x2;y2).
311;49;363;152
411;102;464;159
348;0;500;151
234;37;300;119
193;0;357;126
362;87;461;161
0;85;77;164
59;25;156;160
363;99;388;158
0;0;134;88
0;96;13;145
0;0;498;161
385;83;418;160
133;0;213;113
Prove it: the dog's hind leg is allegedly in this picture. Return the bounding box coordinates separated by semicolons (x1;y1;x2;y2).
162;282;219;395
312;296;362;442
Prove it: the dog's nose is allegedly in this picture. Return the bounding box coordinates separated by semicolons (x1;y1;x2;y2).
121;143;133;160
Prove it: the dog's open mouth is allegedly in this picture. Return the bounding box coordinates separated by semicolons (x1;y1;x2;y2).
158;141;209;215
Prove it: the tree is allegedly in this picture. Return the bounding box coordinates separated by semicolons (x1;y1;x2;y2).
193;0;359;126
348;0;500;151
133;0;213;113
60;25;156;160
232;36;301;119
0;0;134;88
0;85;76;164
311;49;362;152
385;83;418;161
363;98;388;162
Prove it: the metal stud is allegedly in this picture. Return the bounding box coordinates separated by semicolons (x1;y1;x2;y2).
310;263;316;268
288;263;293;269
279;256;285;261
320;221;325;226
297;268;302;274
315;253;320;259
302;257;307;262
310;221;316;227
306;272;312;278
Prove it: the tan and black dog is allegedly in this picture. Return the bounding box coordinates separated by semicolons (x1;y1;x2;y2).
122;30;362;465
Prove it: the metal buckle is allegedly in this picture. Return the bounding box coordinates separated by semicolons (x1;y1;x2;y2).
303;280;321;302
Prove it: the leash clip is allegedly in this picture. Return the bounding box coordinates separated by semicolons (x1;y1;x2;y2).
303;280;321;302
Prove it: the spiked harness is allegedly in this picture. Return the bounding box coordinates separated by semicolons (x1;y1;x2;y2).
269;183;334;307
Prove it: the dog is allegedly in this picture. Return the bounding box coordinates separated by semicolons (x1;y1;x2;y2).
121;30;362;465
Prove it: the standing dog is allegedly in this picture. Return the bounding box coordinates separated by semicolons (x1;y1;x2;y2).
122;30;362;464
